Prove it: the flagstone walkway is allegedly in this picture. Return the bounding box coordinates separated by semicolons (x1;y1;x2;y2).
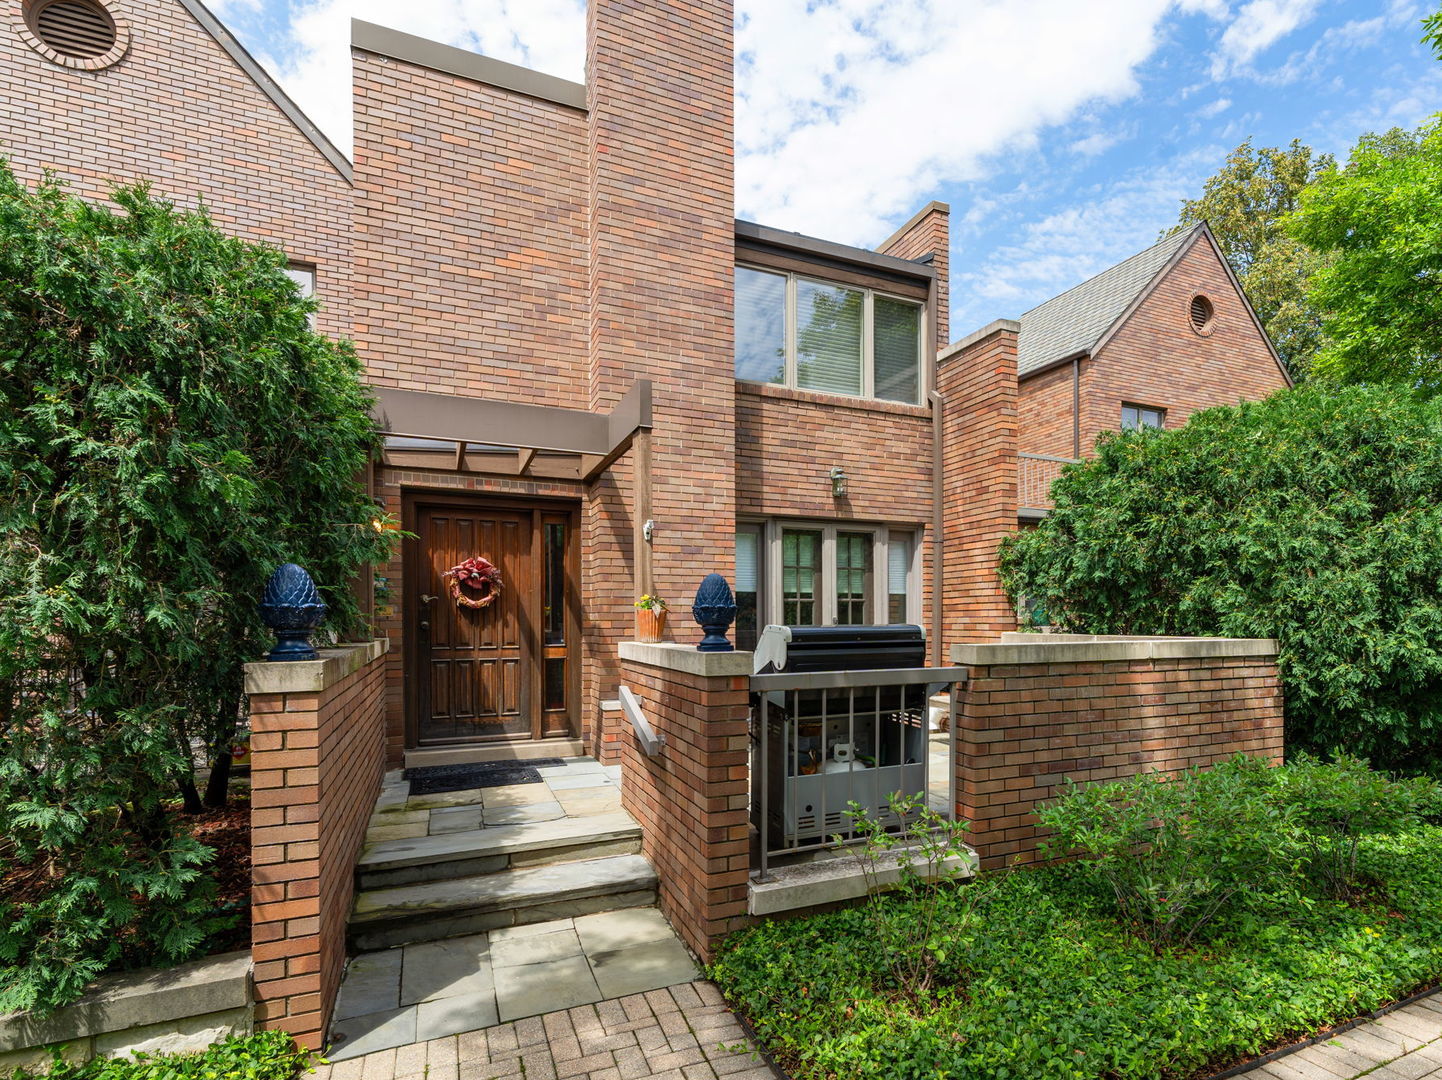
313;981;781;1080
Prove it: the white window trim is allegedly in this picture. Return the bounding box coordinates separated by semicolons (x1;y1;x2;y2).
737;263;927;405
749;518;920;628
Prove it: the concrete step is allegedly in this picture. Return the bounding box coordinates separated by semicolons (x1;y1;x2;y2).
357;812;643;890
349;854;659;951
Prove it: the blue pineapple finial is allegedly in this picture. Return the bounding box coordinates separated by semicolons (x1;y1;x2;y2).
259;563;328;662
692;573;736;653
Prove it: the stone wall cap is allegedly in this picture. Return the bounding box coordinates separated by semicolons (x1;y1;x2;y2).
0;950;251;1052
953;634;1278;665
244;638;388;696
940;318;1022;360
619;641;754;677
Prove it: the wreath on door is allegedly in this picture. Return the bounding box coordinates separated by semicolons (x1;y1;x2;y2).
443;556;504;610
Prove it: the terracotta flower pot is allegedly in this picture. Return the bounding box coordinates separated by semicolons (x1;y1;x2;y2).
636;607;668;643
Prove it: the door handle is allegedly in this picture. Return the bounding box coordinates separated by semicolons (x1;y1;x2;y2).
419;620;430;632
420;594;439;604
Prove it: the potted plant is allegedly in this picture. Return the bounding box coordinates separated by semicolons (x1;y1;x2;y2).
634;595;668;642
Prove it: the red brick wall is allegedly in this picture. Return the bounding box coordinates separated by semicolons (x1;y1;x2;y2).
618;650;751;960
952;638;1284;869
248;643;388;1049
2;0;353;338
1017;233;1289;469
584;0;738;758
350;48;589;401
938;323;1019;645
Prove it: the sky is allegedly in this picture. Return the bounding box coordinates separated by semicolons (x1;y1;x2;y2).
210;0;1442;337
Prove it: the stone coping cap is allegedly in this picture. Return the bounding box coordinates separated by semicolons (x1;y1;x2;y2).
0;950;250;1052
618;641;754;677
244;638;388;696
952;633;1277;666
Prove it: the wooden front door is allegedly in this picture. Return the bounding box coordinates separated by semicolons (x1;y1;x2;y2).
406;496;578;746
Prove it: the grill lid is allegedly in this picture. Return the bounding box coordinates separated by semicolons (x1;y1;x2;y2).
753;624;926;675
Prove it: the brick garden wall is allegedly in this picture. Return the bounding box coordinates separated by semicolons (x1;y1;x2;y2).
616;644;752;961
247;641;389;1049
951;635;1284;869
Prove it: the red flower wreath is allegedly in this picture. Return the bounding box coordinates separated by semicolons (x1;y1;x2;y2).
443;556;503;610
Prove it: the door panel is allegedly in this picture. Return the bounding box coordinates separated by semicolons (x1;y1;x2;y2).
417;507;533;743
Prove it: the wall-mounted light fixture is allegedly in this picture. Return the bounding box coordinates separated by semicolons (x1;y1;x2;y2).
643;519;655;543
829;466;848;499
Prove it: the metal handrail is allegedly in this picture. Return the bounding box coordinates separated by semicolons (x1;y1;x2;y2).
618;685;665;757
1018;451;1080;463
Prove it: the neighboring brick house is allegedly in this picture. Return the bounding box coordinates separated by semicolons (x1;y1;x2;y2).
1012;224;1291;517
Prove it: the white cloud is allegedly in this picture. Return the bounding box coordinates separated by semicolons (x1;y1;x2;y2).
1196;96;1232;117
949;146;1221;332
1211;0;1321;77
734;0;1229;245
254;0;586;157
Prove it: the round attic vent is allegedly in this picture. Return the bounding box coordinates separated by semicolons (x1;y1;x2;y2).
21;0;128;68
1189;293;1215;335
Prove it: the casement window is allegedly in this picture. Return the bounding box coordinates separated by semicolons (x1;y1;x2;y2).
734;521;920;648
735;265;925;405
1121;403;1165;431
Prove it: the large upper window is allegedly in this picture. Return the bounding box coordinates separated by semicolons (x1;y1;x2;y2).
735;266;924;404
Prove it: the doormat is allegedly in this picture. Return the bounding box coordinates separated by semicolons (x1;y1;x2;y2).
403;758;567;797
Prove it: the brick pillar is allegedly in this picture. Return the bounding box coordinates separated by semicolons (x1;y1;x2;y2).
617;643;752;960
876;201;950;350
937;320;1020;649
583;0;737;758
247;641;388;1049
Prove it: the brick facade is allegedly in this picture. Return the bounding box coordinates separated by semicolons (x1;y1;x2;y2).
937;323;1020;648
1;0;354;339
951;636;1285;869
247;643;389;1049
617;646;752;961
1018;233;1290;470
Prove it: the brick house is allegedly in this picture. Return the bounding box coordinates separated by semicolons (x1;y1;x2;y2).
1014;225;1292;517
4;0;1293;1050
5;0;1270;761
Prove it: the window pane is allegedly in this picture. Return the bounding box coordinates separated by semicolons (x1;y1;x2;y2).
835;531;872;625
781;529;821;626
887;532;912;624
795;280;863;396
544;658;566;711
874;297;921;403
1122;404;1164;430
735;526;762;651
735;267;787;384
543;522;565;645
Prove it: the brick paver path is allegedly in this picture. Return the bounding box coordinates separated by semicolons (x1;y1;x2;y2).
312;981;781;1080
1241;990;1442;1080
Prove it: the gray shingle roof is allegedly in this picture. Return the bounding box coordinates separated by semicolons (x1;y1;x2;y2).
1016;225;1201;377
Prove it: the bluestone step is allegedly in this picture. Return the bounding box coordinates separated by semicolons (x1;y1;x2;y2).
357;812;643;889
348;854;658;951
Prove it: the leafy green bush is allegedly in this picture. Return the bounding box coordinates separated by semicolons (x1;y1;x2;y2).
7;1030;313;1080
837;793;979;997
712;823;1442;1080
1037;755;1296;946
999;384;1442;774
0;162;392;1012
1278;754;1440;896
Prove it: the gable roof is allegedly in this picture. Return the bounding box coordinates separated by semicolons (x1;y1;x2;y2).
177;0;352;182
1015;224;1201;378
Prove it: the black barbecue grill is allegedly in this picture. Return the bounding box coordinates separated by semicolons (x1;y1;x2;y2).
749;624;966;879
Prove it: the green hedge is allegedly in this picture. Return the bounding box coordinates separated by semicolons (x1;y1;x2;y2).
7;1031;312;1080
711;820;1442;1079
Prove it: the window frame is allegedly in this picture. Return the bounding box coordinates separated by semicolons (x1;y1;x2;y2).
1121;403;1166;431
744;518;920;630
736;262;927;405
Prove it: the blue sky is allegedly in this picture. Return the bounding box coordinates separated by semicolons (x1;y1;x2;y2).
211;0;1442;339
